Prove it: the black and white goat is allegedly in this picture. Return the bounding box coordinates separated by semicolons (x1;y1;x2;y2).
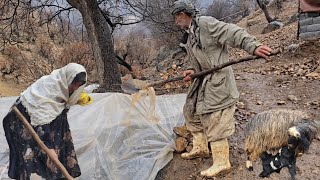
259;122;318;180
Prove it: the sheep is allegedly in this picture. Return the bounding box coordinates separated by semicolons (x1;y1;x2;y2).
259;120;318;180
244;109;319;174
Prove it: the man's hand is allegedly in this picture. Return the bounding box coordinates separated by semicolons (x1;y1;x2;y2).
46;149;58;172
254;45;273;59
183;70;195;81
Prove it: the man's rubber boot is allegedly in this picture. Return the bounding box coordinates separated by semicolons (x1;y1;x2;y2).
200;138;232;177
181;131;209;159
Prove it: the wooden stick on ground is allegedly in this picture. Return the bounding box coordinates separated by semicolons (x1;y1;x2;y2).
12;106;74;180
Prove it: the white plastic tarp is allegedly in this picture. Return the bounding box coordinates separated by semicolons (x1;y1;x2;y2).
0;93;186;180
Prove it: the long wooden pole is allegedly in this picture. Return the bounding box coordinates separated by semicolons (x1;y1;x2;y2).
146;49;281;87
12;106;74;180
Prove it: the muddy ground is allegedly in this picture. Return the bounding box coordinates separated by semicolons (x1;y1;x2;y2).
155;41;320;180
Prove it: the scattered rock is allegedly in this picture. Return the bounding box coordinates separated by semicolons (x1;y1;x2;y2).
186;145;193;153
156;64;164;72
287;43;300;53
297;68;304;76
247;19;260;26
287;95;299;102
257;101;263;105
311;169;318;174
277;101;286;105
262;21;284;34
304;102;311;107
175;137;188;153
238;148;245;154
173;126;190;139
276;78;283;83
307;72;320;79
310;101;319;106
288;67;294;72
236;101;245;109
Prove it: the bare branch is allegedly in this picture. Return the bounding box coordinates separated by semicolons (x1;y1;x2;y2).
39;7;73;25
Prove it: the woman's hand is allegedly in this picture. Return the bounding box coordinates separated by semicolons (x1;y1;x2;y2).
46;149;58;172
183;70;195;81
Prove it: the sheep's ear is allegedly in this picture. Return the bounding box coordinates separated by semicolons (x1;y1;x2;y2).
288;127;301;138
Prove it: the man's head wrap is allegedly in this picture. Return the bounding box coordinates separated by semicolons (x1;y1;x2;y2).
171;0;200;17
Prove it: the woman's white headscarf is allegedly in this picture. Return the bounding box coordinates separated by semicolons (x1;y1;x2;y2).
20;63;87;126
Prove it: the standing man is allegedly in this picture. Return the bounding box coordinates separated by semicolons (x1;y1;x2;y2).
171;0;272;177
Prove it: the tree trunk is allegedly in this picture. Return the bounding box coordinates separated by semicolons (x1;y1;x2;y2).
256;0;275;23
66;0;122;92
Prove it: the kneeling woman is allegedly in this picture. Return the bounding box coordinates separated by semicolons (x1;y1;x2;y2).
3;63;91;180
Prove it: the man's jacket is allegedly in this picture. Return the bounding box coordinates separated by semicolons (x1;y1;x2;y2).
183;16;262;115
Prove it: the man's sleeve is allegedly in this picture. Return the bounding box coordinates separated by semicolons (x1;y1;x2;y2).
184;55;196;71
202;17;263;54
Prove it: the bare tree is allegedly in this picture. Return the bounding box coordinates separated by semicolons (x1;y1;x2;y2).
0;0;179;92
63;0;123;92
